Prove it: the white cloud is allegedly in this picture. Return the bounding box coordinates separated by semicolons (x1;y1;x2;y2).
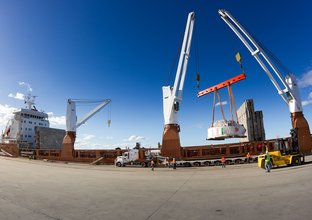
215;101;228;106
75;134;110;149
302;100;312;107
47;112;66;126
301;92;312;107
298;70;312;88
83;134;96;141
8;92;24;100
0;104;17;127
127;135;145;142
75;141;97;149
19;81;32;92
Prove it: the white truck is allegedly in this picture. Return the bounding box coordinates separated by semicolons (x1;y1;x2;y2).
114;148;165;167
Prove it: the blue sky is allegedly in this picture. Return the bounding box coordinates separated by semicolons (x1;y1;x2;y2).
0;0;311;149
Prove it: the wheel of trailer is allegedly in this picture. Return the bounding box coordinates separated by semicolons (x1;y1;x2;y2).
184;162;191;167
214;161;221;166
203;161;210;166
116;162;122;167
225;160;232;165
193;162;200;167
141;162;146;167
234;159;241;164
292;157;300;166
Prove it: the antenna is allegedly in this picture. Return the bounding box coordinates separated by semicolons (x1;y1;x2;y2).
24;94;37;110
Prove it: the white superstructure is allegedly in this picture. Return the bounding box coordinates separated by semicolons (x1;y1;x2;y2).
2;94;49;147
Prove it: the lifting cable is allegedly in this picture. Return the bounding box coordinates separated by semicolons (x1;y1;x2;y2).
211;89;226;127
259;41;292;74
198;53;246;128
227;84;239;123
107;102;111;127
194;30;201;92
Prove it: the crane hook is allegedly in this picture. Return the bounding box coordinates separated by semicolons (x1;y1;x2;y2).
196;72;200;91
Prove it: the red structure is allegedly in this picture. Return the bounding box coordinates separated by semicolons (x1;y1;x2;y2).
197;73;246;97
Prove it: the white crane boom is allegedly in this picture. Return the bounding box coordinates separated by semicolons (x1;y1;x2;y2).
218;9;302;113
66;99;111;132
162;12;195;125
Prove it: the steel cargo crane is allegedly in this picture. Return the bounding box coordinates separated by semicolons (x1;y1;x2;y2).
61;99;111;160
161;12;195;158
218;9;312;155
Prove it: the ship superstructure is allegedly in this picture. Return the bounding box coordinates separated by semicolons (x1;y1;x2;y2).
2;94;49;147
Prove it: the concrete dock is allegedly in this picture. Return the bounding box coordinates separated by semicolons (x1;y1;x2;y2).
0;156;312;220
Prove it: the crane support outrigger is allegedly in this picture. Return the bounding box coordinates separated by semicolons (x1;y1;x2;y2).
218;9;312;155
161;12;195;158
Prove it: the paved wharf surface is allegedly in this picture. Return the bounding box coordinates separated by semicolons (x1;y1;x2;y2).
0;156;312;220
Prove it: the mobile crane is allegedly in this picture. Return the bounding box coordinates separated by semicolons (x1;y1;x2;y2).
61;99;111;160
161;12;195;158
218;9;312;167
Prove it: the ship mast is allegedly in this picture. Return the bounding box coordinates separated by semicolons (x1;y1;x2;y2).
24;94;37;110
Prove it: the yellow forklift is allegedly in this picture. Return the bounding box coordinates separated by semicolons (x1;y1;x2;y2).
258;129;304;168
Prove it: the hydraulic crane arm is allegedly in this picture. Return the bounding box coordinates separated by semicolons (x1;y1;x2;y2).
162;12;195;125
66;99;111;132
218;9;302;113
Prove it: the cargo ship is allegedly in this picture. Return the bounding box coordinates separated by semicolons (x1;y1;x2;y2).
1;94;50;148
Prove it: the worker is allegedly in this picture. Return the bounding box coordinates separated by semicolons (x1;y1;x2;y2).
173;158;176;169
264;151;271;173
246;152;251;163
151;160;155;171
221;156;226;168
165;157;170;168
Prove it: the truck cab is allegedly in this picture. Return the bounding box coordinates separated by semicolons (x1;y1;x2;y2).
114;149;139;167
114;148;163;167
